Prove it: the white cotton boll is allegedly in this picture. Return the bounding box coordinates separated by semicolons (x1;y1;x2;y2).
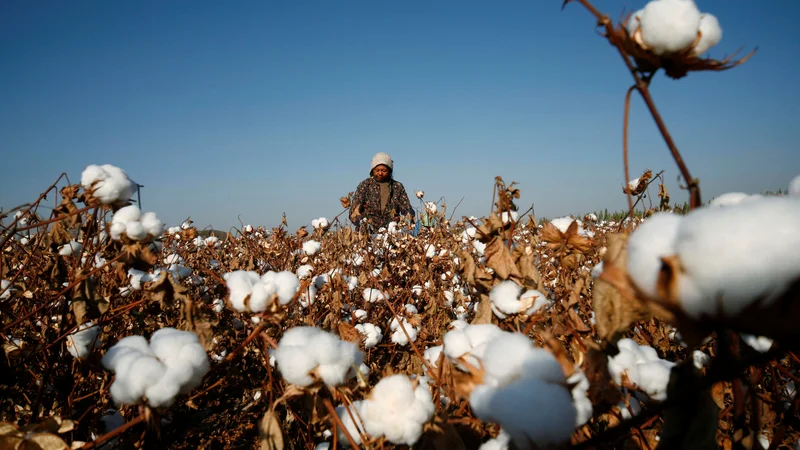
608;339;675;401
489;280;523;316
636;360;674;401
473;240;486;255
569;369;593;426
362;288;386;303
692;350;711;369
789;174;800;197
626;212;682;299
404;304;418;314
471;377;577;448
109;222;125;241
297;264;313;279
66;321;101;359
626;9;645;36
355;323;383;349
638;0;702;55
424;345;444;369
303;240;321;256
741;334;774;353
425;244;437;259
390;318;418;346
443;290;455;305
353;309;368;320
550;216;580;234
212;298;224;313
139;212;164;237
223;270;263;312
262;271;300;304
81;164;136;205
674;197;800;318
112;205;142;224
58;240;83;256
709;192;762;207
312;217;329;229
480;429;511;450
298;285;318;308
481;333;560;387
443;329;474;359
125;221;148;241
361;374;434;446
0;280;12;300
520;289;551;315
591;261;604;279
274;327;364;387
691;13;722;56
335;401;366;446
501;211;518;224
462;227;477;243
308;332;364;386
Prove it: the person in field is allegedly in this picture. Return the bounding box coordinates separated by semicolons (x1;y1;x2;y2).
350;152;414;233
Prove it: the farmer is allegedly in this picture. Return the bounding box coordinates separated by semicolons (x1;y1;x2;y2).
350;152;414;233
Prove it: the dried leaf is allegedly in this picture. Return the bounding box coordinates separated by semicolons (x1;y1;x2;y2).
145;271;188;306
471;295;493;325
119;242;159;270
540;221;563;245
484;237;521;280
19;433;69;450
258;411;284;450
296;226;308;239
337;322;361;345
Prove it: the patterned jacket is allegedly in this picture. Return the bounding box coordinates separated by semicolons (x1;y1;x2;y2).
350;177;414;232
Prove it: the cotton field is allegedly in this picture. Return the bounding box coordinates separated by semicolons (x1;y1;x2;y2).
1;160;799;450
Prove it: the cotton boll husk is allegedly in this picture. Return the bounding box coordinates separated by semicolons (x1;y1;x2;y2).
639;0;702;55
691;13;722;56
299;285;318;308
489;280;523;315
520;289;551;315
471;378;577;449
627;212;682;299
674;197;800;318
139;212;164;237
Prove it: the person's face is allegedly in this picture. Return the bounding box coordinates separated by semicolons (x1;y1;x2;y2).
373;165;390;182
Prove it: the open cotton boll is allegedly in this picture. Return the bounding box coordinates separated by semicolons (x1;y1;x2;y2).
443;324;504;360
569;369;593;426
520;289;552;315
273;326;364;387
424;244;437;259
389;317;418;346
673;197;800;318
261;271;300;304
709;192;762;207
303;240;321;256
480;333;564;387
607;338;674;401
296;264;313;279
626;212;682;299
479;429;511;450
691;13;722;56
139;212;164;237
335;400;366;446
222;270;263;311
625;9;645;37
81;164;136;205
145;328;211;407
101;335;166;407
299;285;318;308
311;217;329;229
741;334;774;353
362;288;387;303
66;321;101;359
638;0;702;55
58;240;83;256
470;377;577;449
489;280;523;316
790;174;800;197
360;374;435;446
355;323;383;349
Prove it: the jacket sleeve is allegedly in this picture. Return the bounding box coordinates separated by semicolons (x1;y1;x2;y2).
394;182;415;219
350;180;368;224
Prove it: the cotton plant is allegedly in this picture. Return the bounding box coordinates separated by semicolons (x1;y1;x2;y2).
66;322;101;359
607;338;675;401
626;0;722;57
625;195;800;341
334;374;434;447
81;164;137;206
101;328;210;408
109;205;164;242
272;326;364;387
222;269;300;313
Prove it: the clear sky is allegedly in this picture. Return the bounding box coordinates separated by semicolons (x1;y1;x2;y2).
1;1;798;231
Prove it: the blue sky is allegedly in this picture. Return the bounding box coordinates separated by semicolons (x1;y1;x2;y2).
1;0;798;231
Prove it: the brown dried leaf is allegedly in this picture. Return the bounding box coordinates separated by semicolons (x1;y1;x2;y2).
471;295;493;325
484;236;521;280
258;411;284;450
145;271;188;307
337;322;361;345
19;433;69;450
513;251;543;292
296;226;308;239
0;421;22;436
119;242;159;271
540;221;563;245
475;214;505;242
